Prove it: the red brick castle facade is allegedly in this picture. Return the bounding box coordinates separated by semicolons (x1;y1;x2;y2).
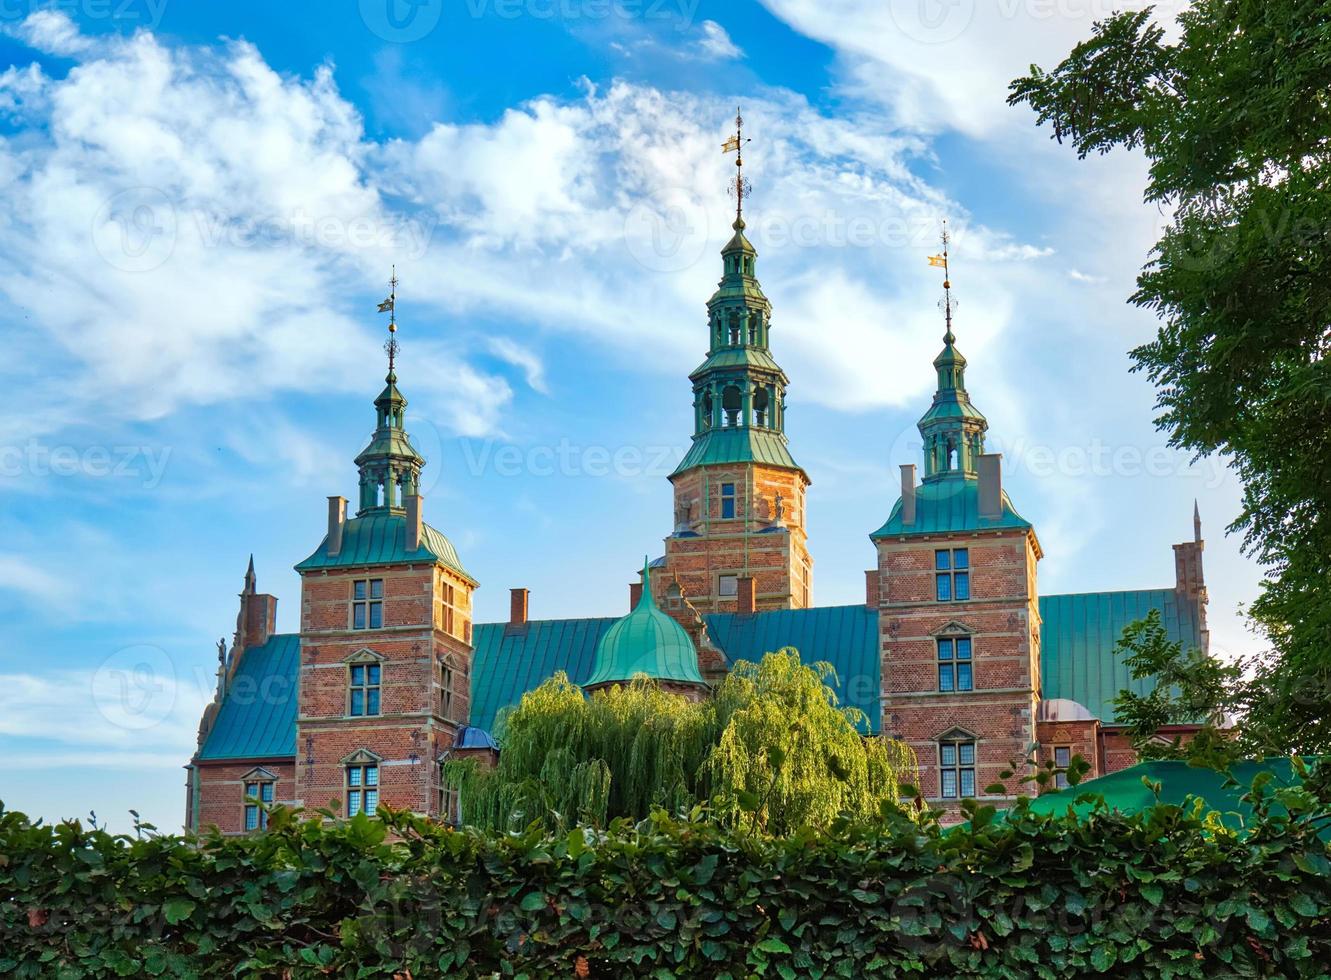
188;209;1207;832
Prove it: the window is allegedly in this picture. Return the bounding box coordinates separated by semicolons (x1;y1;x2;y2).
353;578;384;629
441;659;457;722
720;483;736;519
1053;746;1072;789
937;636;973;692
439;766;460;825
934;548;970;601
346;762;379;816
441;582;455;635
718;574;738;598
939;738;976;799
349;662;381;716
243;778;274;831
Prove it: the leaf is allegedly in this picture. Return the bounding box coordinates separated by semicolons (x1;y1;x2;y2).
162;899;195;925
519;892;546;912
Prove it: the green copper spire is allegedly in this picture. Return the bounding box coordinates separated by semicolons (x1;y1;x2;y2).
354;270;426;514
919;224;987;481
584;557;704;688
672;114;803;477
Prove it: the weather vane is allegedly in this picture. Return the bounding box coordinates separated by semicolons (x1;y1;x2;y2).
377;265;398;374
927;220;957;342
722;107;752;223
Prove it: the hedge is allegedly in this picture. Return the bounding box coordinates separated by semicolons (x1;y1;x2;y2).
3;763;1330;978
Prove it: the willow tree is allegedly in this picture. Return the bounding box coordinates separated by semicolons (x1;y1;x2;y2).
445;650;916;835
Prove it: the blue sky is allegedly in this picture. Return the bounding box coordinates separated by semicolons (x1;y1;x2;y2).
0;0;1249;833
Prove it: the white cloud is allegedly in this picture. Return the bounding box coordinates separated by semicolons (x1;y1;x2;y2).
487;337;549;394
697;20;743;60
4;9;93;57
0;554;69;606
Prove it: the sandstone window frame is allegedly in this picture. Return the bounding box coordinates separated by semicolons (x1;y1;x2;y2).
242;766;277;831
343;749;382;817
720;482;737;519
1053;745;1072;789
344;649;384;718
934;547;970;602
936;635;974;692
936;730;977;799
352;577;384;629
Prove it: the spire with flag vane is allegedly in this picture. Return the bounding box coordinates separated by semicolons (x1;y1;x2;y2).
919;220;988;481
353;267;425;514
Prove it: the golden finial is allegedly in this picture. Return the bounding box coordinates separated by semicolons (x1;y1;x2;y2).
722;107;752;225
377;266;399;376
927;221;956;343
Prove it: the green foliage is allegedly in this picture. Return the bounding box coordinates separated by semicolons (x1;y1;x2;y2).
1009;0;1331;755
447;650;916;835
1112;609;1246;766
4;760;1331;977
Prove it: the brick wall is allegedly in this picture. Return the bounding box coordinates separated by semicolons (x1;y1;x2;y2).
662;463;812;613
877;527;1042;813
293;561;476;820
193;759;296;835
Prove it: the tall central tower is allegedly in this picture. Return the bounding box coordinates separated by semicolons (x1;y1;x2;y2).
659;112;812;613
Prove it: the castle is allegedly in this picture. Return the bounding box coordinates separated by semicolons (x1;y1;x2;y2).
187;205;1208;831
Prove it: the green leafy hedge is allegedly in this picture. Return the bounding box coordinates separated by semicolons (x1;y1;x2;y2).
3;762;1330;978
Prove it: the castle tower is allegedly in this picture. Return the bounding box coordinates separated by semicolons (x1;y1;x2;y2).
293;276;478;821
871;231;1043;812
660;112;812;613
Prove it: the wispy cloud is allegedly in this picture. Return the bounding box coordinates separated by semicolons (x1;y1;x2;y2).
697;20;743;60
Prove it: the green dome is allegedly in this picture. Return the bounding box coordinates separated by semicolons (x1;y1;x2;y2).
584;559;704;688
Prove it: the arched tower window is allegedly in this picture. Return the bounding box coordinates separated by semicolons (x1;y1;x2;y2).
727;311;741;346
748;312;760;345
722;384;742;427
701;391;714;430
753;385;769;427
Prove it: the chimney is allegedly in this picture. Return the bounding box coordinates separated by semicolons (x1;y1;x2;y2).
509;588;529;627
736;576;756;615
629;581;643;609
865;569;879;609
1173;513;1209;652
235;559;277;652
978;453;1002;520
327;496;347;557
900;464;916;526
405;494;423;552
